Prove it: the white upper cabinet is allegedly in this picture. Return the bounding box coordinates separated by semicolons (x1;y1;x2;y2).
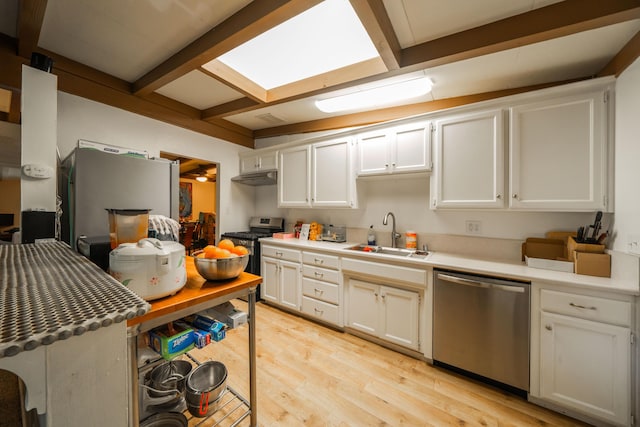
311;137;356;208
278;137;357;208
239;149;278;174
509;89;609;211
278;145;310;207
357;121;431;176
432;109;505;209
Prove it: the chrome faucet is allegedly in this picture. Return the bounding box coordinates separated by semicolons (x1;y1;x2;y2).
383;212;401;248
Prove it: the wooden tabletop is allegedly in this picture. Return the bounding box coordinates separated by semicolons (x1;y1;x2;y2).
126;256;261;327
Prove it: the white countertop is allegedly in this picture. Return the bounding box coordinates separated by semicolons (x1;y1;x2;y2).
260;237;640;296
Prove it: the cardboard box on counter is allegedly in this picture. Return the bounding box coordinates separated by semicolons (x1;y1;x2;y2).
567;236;605;261
522;237;573;273
574;252;611;277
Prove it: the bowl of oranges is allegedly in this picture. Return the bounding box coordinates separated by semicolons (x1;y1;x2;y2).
192;239;250;281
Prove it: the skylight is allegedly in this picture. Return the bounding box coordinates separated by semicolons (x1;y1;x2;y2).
211;0;379;90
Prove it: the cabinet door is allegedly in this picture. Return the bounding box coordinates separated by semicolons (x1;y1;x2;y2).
278;146;310;207
258;151;278;171
312;138;354;207
347;279;379;335
240;151;278;174
380;286;419;350
357;130;390;175
510;91;607;210
279;260;300;311
433;109;504;208
540;312;630;426
391;121;431;173
261;257;279;303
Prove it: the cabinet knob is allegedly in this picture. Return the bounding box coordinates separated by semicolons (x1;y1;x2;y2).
545;325;552;331
512;194;518;200
496;194;502;199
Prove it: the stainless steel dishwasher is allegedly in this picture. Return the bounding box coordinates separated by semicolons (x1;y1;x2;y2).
433;269;531;392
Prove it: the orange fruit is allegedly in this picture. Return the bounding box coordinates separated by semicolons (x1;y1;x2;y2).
232;245;249;256
218;239;235;251
203;245;217;258
213;248;232;258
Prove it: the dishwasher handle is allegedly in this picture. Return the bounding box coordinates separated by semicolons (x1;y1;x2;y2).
436;273;526;293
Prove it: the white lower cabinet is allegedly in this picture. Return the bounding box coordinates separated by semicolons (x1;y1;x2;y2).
347;278;420;350
261;245;301;310
534;286;633;426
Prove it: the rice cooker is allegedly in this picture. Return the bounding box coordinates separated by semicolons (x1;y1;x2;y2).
109;238;186;301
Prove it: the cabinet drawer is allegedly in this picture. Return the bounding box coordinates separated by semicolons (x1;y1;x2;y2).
302;265;340;284
302;277;340;304
540;289;631;327
302;252;340;269
261;245;300;262
341;257;427;288
301;296;341;325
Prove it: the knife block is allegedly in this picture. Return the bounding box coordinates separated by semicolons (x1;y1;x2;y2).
567;236;605;262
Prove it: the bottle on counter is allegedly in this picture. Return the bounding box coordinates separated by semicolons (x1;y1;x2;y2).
406;230;417;249
367;225;376;246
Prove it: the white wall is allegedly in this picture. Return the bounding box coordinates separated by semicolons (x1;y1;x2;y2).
612;57;640;253
56;92;256;234
255;175;594;241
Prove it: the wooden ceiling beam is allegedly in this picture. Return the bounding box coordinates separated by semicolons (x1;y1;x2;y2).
598;30;640;77
401;0;640;70
200;61;268;103
17;0;48;58
253;77;587;139
349;0;401;70
202;98;261;121
132;0;322;96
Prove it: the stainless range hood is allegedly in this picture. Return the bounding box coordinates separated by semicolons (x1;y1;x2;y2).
231;170;277;186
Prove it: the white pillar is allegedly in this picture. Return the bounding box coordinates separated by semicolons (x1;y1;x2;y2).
21;65;57;212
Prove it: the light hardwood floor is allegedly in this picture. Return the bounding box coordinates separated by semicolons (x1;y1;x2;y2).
185;301;590;427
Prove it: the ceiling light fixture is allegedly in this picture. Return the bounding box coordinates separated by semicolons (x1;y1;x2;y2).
196;176;207;182
315;77;433;113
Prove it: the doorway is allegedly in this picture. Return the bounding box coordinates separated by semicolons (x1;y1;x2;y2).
161;152;219;252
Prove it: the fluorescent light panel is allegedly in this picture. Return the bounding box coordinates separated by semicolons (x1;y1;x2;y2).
315;77;433;113
213;0;379;90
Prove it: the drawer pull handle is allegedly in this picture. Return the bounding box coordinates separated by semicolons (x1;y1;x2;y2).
314;288;323;294
545;325;552;331
569;302;597;310
275;251;283;257
314;308;324;315
314;272;324;277
314;258;324;264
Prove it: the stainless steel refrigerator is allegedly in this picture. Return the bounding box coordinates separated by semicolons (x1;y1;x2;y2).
61;148;179;249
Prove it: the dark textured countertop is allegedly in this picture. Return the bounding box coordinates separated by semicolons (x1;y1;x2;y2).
0;241;150;358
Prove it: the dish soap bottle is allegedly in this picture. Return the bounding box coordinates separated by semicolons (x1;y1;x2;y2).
367;225;376;246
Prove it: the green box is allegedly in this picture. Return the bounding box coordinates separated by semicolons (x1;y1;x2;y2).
148;323;195;360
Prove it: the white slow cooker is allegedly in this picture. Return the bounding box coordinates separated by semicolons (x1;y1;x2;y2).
109;238;187;301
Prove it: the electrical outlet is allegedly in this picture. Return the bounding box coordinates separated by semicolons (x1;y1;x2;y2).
629;234;640;255
465;220;481;235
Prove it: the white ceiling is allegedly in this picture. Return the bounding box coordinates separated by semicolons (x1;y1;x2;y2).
1;0;639;138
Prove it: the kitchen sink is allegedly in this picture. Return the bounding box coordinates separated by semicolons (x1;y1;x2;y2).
345;244;429;259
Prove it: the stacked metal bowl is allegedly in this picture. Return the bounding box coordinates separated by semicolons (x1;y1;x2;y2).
185;361;228;417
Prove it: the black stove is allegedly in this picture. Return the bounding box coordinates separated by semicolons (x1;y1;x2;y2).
221;217;284;277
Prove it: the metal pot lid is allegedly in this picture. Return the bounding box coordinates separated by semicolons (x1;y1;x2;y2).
140;412;188;427
111;238;185;258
